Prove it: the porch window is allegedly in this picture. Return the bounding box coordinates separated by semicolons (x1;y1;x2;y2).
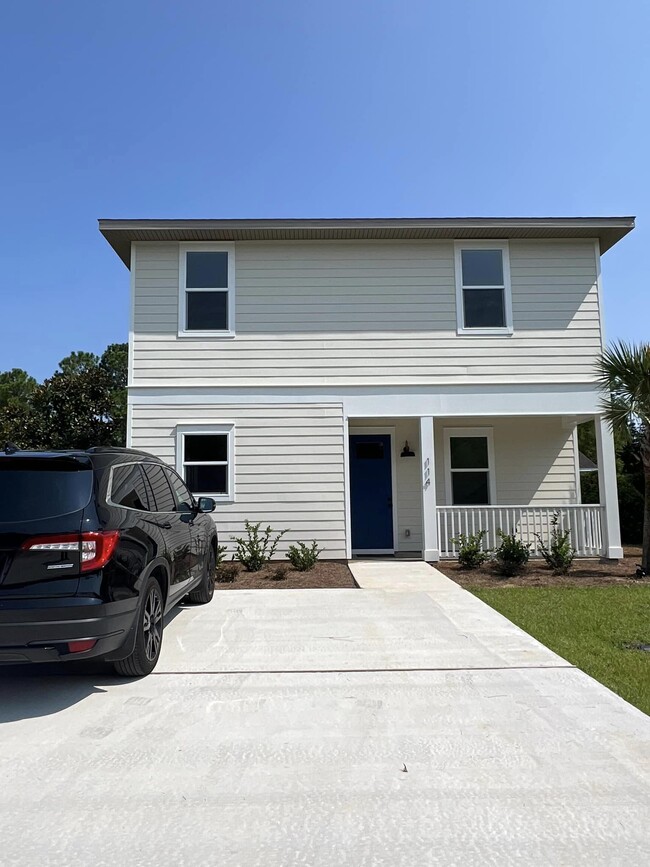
175;424;235;502
444;428;495;505
179;244;235;336
454;242;512;334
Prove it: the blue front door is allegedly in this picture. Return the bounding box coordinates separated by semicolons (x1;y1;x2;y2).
349;434;394;550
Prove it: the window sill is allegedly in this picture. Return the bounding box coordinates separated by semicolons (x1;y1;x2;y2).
177;330;236;339
456;327;513;337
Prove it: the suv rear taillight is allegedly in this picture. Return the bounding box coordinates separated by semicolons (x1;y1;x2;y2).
21;531;120;572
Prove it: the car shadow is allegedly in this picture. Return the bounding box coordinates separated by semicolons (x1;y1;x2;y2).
0;605;186;723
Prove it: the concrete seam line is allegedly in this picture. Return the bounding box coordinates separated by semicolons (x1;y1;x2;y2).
150;664;577;675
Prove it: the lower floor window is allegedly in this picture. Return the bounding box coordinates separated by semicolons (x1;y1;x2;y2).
177;425;234;501
445;429;494;505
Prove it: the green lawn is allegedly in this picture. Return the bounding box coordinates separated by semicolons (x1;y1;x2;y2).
470;585;650;716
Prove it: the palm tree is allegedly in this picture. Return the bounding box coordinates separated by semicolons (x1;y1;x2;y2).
595;341;650;571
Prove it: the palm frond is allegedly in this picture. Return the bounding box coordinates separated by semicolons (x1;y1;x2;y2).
595;341;650;436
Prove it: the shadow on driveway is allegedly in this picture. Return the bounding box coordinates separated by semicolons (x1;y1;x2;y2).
0;605;186;723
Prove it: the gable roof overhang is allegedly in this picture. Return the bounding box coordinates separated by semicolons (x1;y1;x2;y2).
98;216;635;268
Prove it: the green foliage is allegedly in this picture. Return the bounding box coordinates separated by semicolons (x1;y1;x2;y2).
286;540;323;571
0;368;37;410
534;512;575;574
215;562;238;584
0;342;128;450
271;563;289;581
494;530;531;577
215;544;228;569
451;530;489;569
595;341;650;568
231;520;288;571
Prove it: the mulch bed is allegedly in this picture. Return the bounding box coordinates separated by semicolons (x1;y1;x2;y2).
438;545;646;588
213;560;357;590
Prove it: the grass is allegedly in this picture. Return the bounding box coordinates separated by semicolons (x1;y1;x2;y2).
470;585;650;716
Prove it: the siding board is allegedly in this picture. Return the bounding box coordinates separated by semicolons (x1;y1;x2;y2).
132;239;601;387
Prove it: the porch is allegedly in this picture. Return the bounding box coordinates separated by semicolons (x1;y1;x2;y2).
347;414;621;562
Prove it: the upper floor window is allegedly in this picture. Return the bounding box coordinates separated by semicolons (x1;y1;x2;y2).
179;243;235;337
454;242;512;334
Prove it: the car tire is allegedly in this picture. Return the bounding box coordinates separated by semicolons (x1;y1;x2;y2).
188;545;216;605
114;576;164;677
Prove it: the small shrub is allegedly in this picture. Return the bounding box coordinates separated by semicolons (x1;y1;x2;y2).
270;563;289;581
494;530;531;576
215;544;228;569
231;520;288;572
451;530;489;569
286;540;323;572
535;512;575;574
216;562;238;584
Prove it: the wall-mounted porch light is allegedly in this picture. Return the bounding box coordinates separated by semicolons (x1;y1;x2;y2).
400;440;415;457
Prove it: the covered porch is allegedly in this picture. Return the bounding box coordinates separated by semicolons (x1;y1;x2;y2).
346;414;621;561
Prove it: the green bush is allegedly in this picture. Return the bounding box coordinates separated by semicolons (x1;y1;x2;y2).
451;530;489;569
534;512;575;574
494;530;531;577
215;562;238;584
286;540;323;572
231;520;288;572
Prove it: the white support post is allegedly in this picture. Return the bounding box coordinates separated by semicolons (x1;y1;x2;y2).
594;415;623;559
420;416;439;562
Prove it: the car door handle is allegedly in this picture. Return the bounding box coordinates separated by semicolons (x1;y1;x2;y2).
144;518;172;530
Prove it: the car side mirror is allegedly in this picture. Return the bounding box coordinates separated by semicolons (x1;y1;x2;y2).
197;497;216;513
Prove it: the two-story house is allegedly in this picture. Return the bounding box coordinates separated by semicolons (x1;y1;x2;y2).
99;217;634;562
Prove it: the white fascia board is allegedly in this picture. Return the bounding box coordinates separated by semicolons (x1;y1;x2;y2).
128;383;602;416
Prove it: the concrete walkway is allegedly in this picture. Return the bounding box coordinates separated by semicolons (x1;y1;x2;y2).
1;562;649;866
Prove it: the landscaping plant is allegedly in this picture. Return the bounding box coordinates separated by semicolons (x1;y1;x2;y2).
231;520;288;571
595;340;650;571
494;530;531;577
451;530;489;569
286;540;323;572
535;512;575;574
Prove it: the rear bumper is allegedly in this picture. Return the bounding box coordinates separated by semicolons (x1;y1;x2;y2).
0;597;138;663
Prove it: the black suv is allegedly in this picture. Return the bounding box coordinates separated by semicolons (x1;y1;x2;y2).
0;447;219;676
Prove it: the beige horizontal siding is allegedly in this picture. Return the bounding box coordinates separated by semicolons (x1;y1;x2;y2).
132;239;602;386
434;417;578;506
130;402;347;558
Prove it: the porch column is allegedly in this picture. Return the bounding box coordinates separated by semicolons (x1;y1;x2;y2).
594;415;623;559
420;416;440;562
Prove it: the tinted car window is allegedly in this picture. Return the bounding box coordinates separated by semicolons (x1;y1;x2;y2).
165;469;195;513
0;458;93;521
110;464;150;511
142;464;176;513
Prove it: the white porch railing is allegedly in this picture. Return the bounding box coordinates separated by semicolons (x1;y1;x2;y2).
437;505;604;558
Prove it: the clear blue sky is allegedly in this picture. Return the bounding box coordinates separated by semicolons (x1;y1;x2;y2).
1;0;648;380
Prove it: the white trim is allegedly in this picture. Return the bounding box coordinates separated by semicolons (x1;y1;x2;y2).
593;238;606;352
125;242;136;447
348;425;398;555
454;240;513;335
175;422;235;503
572;425;582;504
343;416;352;559
443;426;496;505
127;384;603;418
178;242;236;338
594;416;623;558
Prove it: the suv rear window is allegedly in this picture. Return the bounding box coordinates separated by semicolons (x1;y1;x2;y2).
0;458;93;522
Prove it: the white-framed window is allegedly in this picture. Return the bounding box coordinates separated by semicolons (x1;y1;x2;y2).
444;427;496;505
454;241;513;335
175;424;235;503
178;243;236;337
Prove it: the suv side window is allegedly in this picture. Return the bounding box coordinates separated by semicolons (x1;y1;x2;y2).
142;463;176;513
165;468;195;513
110;463;150;511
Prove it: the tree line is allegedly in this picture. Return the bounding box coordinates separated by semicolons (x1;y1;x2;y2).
0;343;127;450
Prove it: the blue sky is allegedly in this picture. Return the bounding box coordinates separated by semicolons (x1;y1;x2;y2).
1;0;648;380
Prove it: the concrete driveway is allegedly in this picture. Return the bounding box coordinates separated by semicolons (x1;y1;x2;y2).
1;563;649;866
